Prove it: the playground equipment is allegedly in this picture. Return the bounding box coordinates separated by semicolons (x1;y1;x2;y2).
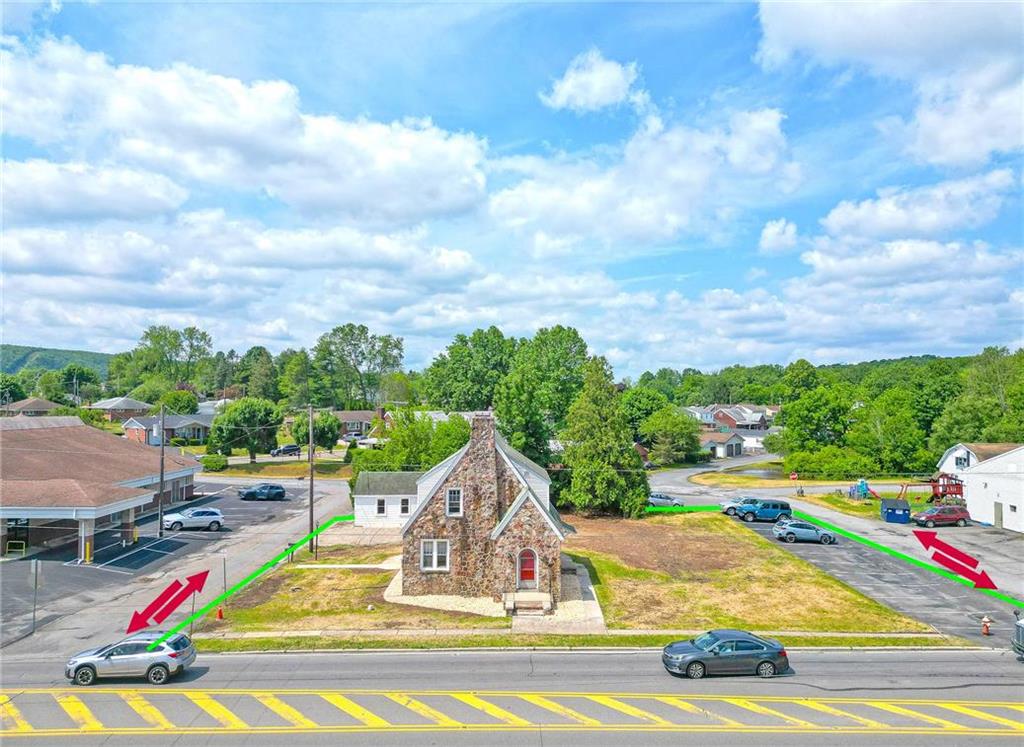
928;472;964;502
849;479;881;500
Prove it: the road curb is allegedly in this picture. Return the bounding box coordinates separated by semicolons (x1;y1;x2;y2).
195;645;999;656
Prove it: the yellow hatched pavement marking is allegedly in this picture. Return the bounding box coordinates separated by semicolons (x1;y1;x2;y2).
320;694;391;727
866;702;962;729
253;694;318;728
0;694;34;732
54;694;103;731
452;694;531;726
587;695;672;725
798;700;887;729
518;694;600;726
935;704;1024;731
121;693;174;729
386;693;462;727
186;693;248;729
655;696;741;726
724;698;816;728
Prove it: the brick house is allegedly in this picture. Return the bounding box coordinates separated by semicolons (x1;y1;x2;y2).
1;397;62;417
86;396;153;422
122;413;215;445
398;412;572;612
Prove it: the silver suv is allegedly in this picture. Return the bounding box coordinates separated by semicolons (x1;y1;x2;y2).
65;632;196;686
162;507;224;531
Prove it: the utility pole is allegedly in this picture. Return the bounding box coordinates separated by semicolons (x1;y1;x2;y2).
307;404;315;552
157;404;166;538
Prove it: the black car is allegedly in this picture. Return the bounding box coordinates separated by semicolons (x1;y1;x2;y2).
662;629;790;679
270;444;302;457
238;483;287;501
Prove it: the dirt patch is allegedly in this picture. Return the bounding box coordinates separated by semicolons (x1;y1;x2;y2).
313;544;402;564
565;515;744;576
229;569;289;608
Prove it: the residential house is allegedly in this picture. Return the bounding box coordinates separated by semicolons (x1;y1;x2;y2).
1;397;62;417
961;445;1023;533
122;413;215;446
86;396;153;422
333;408;389;436
683;405;717;426
353;471;425;527
700;431;745;458
713;405;768;431
936;443;1021;478
733;426;782;454
0;417;200;561
196;398;233;415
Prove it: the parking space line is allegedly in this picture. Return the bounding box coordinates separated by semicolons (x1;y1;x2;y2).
186;694;248;729
121;693;174;729
798;700;887;728
54;694;103;730
655;696;741;726
866;703;962;729
385;694;462;726
253;695;318;728
319;694;391;727
0;695;33;732
588;695;671;725
452;694;531;726
934;704;1023;730
723;698;816;728
518;694;600;725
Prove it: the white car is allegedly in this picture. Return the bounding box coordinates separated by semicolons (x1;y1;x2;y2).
162;507;224;531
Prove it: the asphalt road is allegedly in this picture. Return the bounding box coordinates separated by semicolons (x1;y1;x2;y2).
1;649;1022;745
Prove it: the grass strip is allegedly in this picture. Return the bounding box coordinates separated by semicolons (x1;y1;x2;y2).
644;505;719;514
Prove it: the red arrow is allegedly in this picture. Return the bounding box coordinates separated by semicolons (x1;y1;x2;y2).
912;530;979;569
930;551;997;590
125;571;209;634
153;571;210;624
126;579;183;634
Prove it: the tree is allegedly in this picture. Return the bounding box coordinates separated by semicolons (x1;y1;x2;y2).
35;370;69;404
430;414;471;464
561;358;649;517
781;359;820;402
59;363;100;401
381;371;420;405
636;368;683;402
156;389;199;415
846;388;930;473
278;349;312;408
521;326;589;428
135;325;184;381
0;373;27;404
494;363;551;467
180;326;213;383
14;367;45;398
779;385;853;453
621;387;670;442
423;326;518;410
291;411;343;452
380;409;438;471
639;406;701;464
207;398;283;462
312;324;404;407
247;353;280;401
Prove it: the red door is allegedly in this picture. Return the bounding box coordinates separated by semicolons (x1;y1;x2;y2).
518;550;536;588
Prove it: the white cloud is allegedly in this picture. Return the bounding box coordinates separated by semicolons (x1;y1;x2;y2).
758;218;797;253
821;169;1015;238
2;160;188;224
539;48;642;113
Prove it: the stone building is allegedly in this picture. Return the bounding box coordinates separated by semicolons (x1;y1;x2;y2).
398;412;572;612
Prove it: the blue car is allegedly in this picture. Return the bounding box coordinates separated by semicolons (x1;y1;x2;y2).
771;520;835;544
738;500;792;523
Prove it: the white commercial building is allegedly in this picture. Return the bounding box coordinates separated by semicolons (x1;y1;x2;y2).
961;445;1023;534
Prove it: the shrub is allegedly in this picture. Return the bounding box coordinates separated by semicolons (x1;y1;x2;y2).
170;437;188;447
784;447;879;480
200;454;228;472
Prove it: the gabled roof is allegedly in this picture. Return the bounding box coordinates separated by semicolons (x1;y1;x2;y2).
961;443;1021;462
354;471;423;496
2;397;62;413
399;444;470;531
122;413;215;430
701;431;744;444
490;487;570;541
495;431;550;484
88;396;153;411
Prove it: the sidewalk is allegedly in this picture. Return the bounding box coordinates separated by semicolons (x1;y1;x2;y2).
197;628;948;640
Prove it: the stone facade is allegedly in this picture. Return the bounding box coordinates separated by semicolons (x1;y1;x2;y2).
401;413;562;601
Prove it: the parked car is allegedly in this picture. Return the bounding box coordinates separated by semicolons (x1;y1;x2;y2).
270;444;301;457
772;520;835;544
663;629;789;679
238;483;287;501
66;631;196;686
162;507;224;531
1013;610;1024;658
738;500;792;523
648;493;684;507
720;496;760;516
643;461;657;470
342;431;362;441
912;505;971;527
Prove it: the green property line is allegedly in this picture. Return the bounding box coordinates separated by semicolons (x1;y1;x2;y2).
645;505;719;513
793;510;1024;608
149;514;355;650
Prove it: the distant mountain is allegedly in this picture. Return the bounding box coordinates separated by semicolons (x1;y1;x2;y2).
0;344;115;377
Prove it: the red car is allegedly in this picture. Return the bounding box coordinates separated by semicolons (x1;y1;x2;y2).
912;505;971;528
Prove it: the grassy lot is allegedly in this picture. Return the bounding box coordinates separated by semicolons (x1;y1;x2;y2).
691;461;909;488
799;490;932;520
565;513;930;633
214;460;351;479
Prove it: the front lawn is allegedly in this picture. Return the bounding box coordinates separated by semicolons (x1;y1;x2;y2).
799;490;933;520
214;460;352;479
565;513;930;633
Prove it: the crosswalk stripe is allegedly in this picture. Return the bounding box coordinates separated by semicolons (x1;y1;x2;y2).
724;698;816;728
121;693;174;729
254;694;318;728
187;693;248;729
54;694;103;730
866;703;963;729
934;704;1024;730
386;693;462;726
587;695;672;725
655;696;741;726
320;694;391;727
798;700;887;728
518;694;601;725
452;694;531;726
0;694;34;732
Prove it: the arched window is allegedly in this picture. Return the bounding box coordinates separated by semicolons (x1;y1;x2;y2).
517;549;537;589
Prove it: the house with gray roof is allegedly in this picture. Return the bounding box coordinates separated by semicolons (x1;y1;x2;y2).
122;413;216;446
86;395;153;421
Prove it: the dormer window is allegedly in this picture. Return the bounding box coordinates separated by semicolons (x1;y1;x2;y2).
446;488;463;516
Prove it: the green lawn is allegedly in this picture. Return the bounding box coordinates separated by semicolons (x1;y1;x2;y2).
214;460;351;479
799;490;932;520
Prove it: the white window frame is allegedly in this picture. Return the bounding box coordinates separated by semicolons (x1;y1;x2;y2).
400;497;410;515
446;487;463;517
420;539;449;572
376;498;386;516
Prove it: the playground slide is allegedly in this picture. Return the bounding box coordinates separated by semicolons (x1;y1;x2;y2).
867;488;882;499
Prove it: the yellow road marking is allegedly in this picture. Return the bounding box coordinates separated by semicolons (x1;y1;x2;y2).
320;694;391;728
386;693;462;726
655;696;741;726
120;693;173;729
254;695;318;728
935;703;1023;730
797;700;887;729
724;698;816;728
452;694;531;726
54;694;103;731
867;702;962;729
186;693;248;729
588;695;671;725
0;695;34;732
518;694;600;725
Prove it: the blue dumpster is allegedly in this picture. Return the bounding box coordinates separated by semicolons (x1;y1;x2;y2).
880;498;911;524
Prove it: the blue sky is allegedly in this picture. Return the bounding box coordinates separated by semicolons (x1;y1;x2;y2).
2;1;1021;376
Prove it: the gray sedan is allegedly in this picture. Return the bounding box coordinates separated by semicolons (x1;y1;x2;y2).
772;520;836;544
65;632;196;686
662;629;790;679
648;493;684;507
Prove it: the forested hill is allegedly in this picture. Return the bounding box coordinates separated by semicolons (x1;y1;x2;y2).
0;344;115;377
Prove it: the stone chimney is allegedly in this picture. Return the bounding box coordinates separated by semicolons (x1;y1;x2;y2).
469;411;496;447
